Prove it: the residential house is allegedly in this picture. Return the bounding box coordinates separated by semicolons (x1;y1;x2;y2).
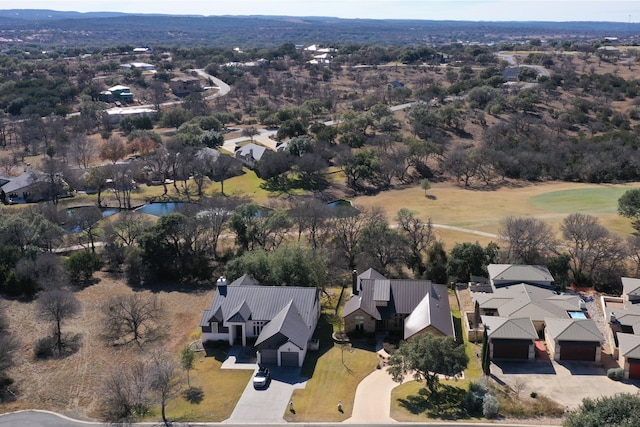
170;76;202;95
487;264;554;288
0;170;65;202
387;80;405;90
103;107;158;124
501;67;520;82
342;269;454;339
200;276;320;367
99;85;135;103
235;143;267;167
473;265;603;362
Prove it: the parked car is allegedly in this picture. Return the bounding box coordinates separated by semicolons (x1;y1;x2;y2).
252;366;271;389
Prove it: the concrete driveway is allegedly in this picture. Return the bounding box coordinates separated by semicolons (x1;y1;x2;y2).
492;359;640;409
223;366;308;424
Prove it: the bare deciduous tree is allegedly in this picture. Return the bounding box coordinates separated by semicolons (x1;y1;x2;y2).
100;359;150;423
102;294;164;346
499;216;555;264
148;350;181;427
397;208;435;276
37;289;81;355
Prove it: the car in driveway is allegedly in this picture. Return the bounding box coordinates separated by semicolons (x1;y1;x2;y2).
252;367;271;389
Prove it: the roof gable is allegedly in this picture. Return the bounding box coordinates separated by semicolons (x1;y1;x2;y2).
545;318;604;342
255;300;309;349
618;333;640;358
622;277;640;297
404;283;453;339
482;316;537;340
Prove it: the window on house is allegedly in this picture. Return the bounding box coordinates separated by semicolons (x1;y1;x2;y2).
210;322;218;333
355;315;364;331
253;321;267;335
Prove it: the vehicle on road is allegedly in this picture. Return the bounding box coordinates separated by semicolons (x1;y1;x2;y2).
253;366;271;389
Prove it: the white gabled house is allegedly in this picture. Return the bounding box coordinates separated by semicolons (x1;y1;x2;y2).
200;276;320;367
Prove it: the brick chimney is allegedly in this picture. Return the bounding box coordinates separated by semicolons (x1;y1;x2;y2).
352;270;358;295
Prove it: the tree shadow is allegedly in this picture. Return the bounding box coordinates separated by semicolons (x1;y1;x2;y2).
397;384;469;420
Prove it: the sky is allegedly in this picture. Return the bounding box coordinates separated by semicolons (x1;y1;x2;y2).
7;1;640;22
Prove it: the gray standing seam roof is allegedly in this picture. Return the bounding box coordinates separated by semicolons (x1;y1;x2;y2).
373;279;391;302
255;300;309;350
200;285;318;330
488;264;554;284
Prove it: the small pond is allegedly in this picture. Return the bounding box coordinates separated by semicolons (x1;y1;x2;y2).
135;202;189;216
64;206;122;233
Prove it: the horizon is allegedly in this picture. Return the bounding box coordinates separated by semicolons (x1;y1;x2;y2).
4;1;640;23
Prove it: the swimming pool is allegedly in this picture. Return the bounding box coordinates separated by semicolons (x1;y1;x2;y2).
568;311;588;319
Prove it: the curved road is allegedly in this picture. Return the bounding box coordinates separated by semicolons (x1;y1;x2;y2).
0;410;561;427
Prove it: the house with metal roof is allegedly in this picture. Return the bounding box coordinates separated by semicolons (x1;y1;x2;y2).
544;317;604;362
200;276;320;367
487;264;555;289
0;170;66;203
342;268;454;339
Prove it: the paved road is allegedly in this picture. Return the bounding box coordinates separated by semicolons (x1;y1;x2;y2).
0;410;562;426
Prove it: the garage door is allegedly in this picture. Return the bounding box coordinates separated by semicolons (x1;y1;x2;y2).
281;351;299;367
492;339;530;359
260;349;277;365
559;341;597;361
628;359;640;379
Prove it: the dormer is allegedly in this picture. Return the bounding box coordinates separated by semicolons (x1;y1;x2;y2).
373;279;391;307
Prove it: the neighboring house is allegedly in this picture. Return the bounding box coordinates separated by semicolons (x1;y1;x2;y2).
487;264;554;289
605;303;640;357
195;148;244;180
622;277;640;304
235;143;267;166
0;170;65;202
121;62;156;71
170;76;202;95
544;318;604;362
200;276;320;367
481;316;538;360
103;107;158;124
342;269;454;339
474;283;583;335
616;333;640;379
501;67;520;82
387;80;405;90
99;85;135;103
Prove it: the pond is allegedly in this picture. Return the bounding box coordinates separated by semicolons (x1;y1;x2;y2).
326;199;360;216
64;206;122;233
135;202;190;216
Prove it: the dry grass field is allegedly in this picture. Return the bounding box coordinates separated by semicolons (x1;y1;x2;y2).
353;180;640;244
0;272;215;420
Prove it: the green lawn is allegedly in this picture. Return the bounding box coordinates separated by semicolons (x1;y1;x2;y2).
148;349;253;423
530;186;640;214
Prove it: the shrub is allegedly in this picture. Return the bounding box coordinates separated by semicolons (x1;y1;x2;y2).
465;380;488;414
607;367;624;381
34;337;56;359
483;394;500;419
530;391;537;398
65;251;102;283
183;386;204;404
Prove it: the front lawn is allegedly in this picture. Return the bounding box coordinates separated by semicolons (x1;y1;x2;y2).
283;315;377;422
155;349;253;422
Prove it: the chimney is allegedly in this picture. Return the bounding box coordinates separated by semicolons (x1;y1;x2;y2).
352;270;358;295
217;276;227;296
610;312;617;324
